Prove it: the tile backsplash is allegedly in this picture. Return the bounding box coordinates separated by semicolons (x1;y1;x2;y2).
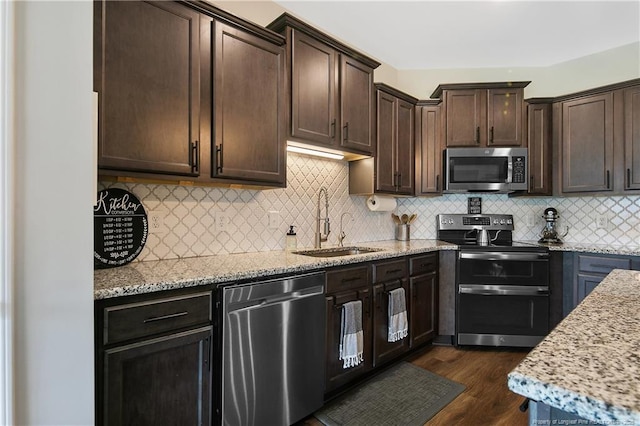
100;153;640;262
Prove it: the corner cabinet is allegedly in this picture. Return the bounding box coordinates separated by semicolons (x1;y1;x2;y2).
526;99;553;195
95;1;287;188
374;84;417;195
415;100;443;195
267;13;379;157
95;288;214;426
553;79;640;196
431;82;530;148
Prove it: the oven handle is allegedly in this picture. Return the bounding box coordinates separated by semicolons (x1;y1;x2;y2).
459;252;549;261
459;284;549;296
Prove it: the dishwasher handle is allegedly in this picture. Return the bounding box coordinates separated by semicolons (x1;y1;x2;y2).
226;284;324;312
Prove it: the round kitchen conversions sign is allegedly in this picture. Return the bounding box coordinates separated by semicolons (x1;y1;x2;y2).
94;188;148;269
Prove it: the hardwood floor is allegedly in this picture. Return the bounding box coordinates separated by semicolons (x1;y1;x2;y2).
300;344;530;425
407;345;530;425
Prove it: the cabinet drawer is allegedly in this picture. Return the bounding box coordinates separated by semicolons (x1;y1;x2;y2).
103;292;212;345
409;253;438;276
326;265;369;293
372;258;407;283
577;254;631;275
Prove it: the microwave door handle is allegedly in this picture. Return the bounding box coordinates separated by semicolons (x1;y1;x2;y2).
506;157;513;183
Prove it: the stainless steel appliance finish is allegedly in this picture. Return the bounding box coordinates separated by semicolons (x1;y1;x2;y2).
437;214;550;348
444;147;528;193
221;272;326;426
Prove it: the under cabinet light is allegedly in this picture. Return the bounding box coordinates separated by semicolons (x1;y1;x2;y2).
286;144;344;160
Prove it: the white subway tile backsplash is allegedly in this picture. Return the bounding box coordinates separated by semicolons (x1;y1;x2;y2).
99;153;640;262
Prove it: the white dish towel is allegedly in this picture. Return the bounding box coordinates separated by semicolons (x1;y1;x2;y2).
388;287;408;342
339;300;364;369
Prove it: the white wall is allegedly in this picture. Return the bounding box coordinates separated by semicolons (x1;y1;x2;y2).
13;2;94;424
396;42;640;99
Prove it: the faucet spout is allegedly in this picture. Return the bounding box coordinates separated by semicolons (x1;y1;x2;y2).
315;187;331;248
338;212;353;247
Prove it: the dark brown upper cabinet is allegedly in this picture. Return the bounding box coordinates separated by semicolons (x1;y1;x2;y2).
526;99;553;196
431;82;530;148
268;13;380;157
415;100;442;196
212;22;286;185
374;84;416;195
623;85;640;191
95;1;202;176
95;1;287;188
552;79;640;196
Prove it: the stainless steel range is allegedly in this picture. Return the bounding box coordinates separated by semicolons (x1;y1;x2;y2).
437;214;550;348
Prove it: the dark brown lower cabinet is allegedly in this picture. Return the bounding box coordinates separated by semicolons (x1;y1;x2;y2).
372;279;410;367
103;327;212;426
96;288;214;426
408;253;438;348
324;265;372;394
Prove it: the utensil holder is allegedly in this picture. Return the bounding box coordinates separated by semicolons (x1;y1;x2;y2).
395;224;410;241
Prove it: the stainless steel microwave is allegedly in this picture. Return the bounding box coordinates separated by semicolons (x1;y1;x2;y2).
444;147;528;193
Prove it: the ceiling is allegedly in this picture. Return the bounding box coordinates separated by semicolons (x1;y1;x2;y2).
274;1;640;69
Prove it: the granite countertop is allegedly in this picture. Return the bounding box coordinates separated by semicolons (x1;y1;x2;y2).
94;239;640;300
94;240;456;300
508;269;640;424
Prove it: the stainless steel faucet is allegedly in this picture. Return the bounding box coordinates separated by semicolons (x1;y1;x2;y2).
315;187;331;248
338;212;353;247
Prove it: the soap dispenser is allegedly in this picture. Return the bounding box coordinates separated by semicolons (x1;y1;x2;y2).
286;225;297;252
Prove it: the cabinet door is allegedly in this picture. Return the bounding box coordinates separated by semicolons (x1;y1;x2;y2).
375;90;397;193
561;93;614;193
340;56;374;155
372;280;410;368
395;99;415;195
290;30;338;147
95;1;200;176
213;22;286;185
576;273;603;306
409;271;437;348
325;288;372;393
527;103;552;195
444;89;483;147
415;104;442;195
624;85;640;190
103;327;212;426
487;88;523;146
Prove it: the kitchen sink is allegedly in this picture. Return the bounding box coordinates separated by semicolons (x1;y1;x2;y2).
294;246;383;258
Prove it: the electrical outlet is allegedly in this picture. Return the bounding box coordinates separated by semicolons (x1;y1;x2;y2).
268;211;281;229
595;215;609;230
526;213;536;227
215;211;230;232
148;210;166;234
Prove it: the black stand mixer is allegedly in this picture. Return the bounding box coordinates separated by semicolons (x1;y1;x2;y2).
538;207;569;244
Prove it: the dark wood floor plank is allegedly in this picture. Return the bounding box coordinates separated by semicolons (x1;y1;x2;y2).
298;345;530;425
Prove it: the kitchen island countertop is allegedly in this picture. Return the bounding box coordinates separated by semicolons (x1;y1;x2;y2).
508;268;640;424
94;239;456;300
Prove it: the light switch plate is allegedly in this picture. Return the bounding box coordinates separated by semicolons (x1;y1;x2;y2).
268;211;281;229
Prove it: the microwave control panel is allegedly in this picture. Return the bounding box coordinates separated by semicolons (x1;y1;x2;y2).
512;156;526;183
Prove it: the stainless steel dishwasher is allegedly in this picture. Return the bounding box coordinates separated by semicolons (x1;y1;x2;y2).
221;272;326;426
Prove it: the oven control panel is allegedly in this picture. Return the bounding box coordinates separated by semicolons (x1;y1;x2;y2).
437;214;514;230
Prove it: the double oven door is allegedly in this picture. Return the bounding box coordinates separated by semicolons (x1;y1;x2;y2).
456;249;550;347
